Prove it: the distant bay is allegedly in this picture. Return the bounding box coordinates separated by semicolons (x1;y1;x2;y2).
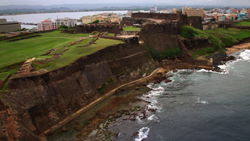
0;11;128;29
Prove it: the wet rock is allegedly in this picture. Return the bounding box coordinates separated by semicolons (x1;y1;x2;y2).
164;79;172;83
167;75;173;77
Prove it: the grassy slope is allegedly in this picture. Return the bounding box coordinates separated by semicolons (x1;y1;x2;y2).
0;31;89;69
232;21;250;26
45;38;124;71
180;25;250;57
123;26;141;31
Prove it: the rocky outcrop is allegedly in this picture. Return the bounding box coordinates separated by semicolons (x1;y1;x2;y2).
206;52;227;69
181;37;213;50
0;37;156;140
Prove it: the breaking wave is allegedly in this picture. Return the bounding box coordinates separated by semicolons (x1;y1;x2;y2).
135;127;150;141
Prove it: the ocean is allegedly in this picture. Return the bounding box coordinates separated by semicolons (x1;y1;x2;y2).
0;11;127;29
111;50;250;141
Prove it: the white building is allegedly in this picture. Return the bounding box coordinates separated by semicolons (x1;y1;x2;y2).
37;19;57;31
55;17;77;27
150;5;157;13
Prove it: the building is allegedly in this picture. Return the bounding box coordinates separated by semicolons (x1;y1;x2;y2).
127;11;133;17
107;15;120;23
182;6;204;20
37;19;57;31
240;9;248;14
162;8;177;14
55;17;77;27
82;16;108;24
0;19;21;33
248;9;250;18
150;5;157;13
237;13;248;20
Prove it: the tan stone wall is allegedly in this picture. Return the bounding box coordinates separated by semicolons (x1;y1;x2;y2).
0;19;7;23
182;8;204;20
0;23;21;32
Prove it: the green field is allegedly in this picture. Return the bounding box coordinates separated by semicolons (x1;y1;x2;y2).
0;30;124;91
40;38;123;71
0;30;89;69
123;26;141;31
232;21;250;26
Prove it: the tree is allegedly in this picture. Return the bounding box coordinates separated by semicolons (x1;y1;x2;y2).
92;20;99;23
211;17;216;22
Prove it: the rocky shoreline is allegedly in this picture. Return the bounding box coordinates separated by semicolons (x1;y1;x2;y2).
48;49;240;141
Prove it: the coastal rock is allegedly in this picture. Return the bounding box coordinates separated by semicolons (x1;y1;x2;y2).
164;79;172;83
206;52;227;68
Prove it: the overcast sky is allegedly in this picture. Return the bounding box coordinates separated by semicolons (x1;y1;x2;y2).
0;0;250;6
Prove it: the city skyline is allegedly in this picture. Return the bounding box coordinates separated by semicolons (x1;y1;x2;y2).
1;0;250;6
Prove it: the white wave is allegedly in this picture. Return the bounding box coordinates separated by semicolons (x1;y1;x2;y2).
196;68;229;74
135;127;150;141
239;49;250;60
147;114;159;121
136;116;144;124
218;49;250;73
196;97;209;104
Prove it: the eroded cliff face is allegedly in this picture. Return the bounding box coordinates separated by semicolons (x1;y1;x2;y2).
0;37;156;140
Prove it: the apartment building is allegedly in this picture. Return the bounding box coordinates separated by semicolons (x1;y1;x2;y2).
55;17;77;27
82;15;120;24
182;6;204;20
248;9;250;18
37;19;57;31
0;19;21;33
150;5;157;13
82;16;107;24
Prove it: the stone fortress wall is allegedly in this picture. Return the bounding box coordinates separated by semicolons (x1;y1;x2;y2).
0;37;156;140
75;23;123;34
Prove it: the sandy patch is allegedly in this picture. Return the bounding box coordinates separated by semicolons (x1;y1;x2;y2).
226;43;250;54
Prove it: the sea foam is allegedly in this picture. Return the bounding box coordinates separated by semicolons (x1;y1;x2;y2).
135;127;150;141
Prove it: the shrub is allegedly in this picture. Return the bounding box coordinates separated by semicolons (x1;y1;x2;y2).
0;36;7;39
147;47;183;61
146;47;162;61
91;20;99;24
59;25;68;29
161;47;183;58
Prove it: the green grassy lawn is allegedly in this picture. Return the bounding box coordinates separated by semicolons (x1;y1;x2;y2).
39;38;124;71
0;30;89;69
123;26;141;31
232;21;250;26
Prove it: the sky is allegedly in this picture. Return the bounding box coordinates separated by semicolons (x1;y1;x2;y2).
0;0;250;6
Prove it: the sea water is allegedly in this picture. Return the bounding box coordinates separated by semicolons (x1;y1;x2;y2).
112;49;250;141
